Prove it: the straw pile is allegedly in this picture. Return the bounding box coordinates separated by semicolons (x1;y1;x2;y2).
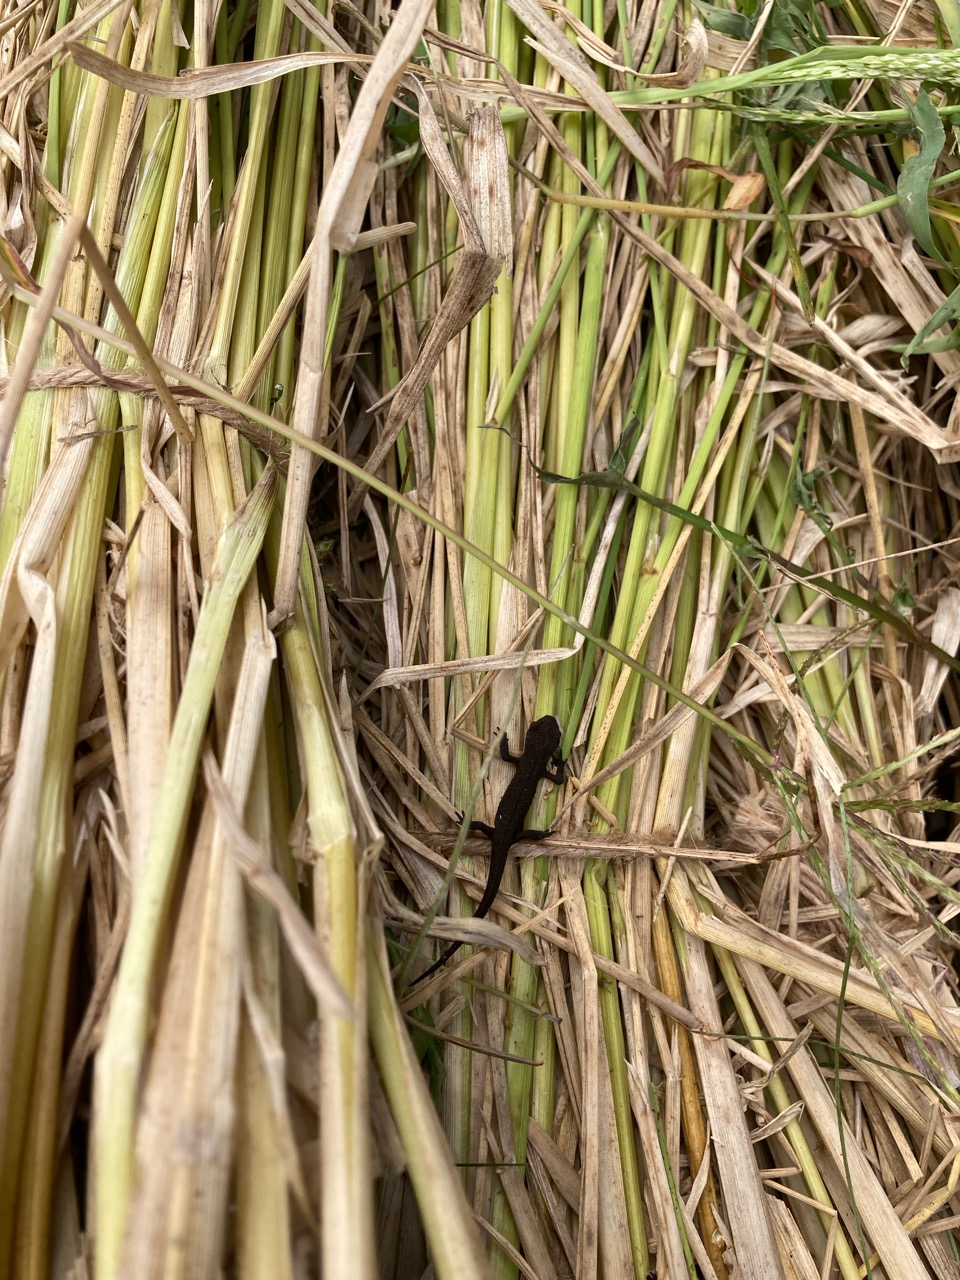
2;0;960;1274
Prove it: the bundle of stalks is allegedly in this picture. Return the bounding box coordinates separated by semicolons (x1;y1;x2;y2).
3;0;960;1274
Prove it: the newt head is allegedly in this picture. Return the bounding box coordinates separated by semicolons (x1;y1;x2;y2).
525;714;562;754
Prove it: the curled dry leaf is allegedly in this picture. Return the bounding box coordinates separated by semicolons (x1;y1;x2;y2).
723;172;767;212
634;18;709;87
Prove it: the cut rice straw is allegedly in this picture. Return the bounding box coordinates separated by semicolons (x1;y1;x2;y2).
3;0;960;1275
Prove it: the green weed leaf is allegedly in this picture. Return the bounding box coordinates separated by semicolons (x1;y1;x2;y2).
901;279;960;364
898;88;948;268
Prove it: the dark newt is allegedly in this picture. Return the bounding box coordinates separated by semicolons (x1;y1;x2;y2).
412;715;564;986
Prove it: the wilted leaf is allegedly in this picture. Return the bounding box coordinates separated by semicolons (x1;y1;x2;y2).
723;172;766;211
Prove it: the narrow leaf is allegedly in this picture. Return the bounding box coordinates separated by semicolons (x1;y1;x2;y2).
897;88;948;268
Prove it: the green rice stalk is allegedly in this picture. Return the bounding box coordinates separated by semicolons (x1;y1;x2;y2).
218;30;326;1266
368;927;492;1280
212;6;237;219
251;64;305;417
118;100;183;540
93;466;277;1280
488;16;603;1278
642;138;821;1276
257;477;375;1278
118;613;275;1276
0;233;71;574
482;44;630;1272
235;910;294;1280
0;21;177;1264
120;103;190;879
300;637;376;1280
43;0;74;194
15;133;178;1261
232;545;305;1276
571;76;728;1280
198;0;286;393
439;5;517;1216
460;266;495;671
491;144;621;432
271;45;321;421
751;455;861;742
10;806;85;1280
0;6;128;576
